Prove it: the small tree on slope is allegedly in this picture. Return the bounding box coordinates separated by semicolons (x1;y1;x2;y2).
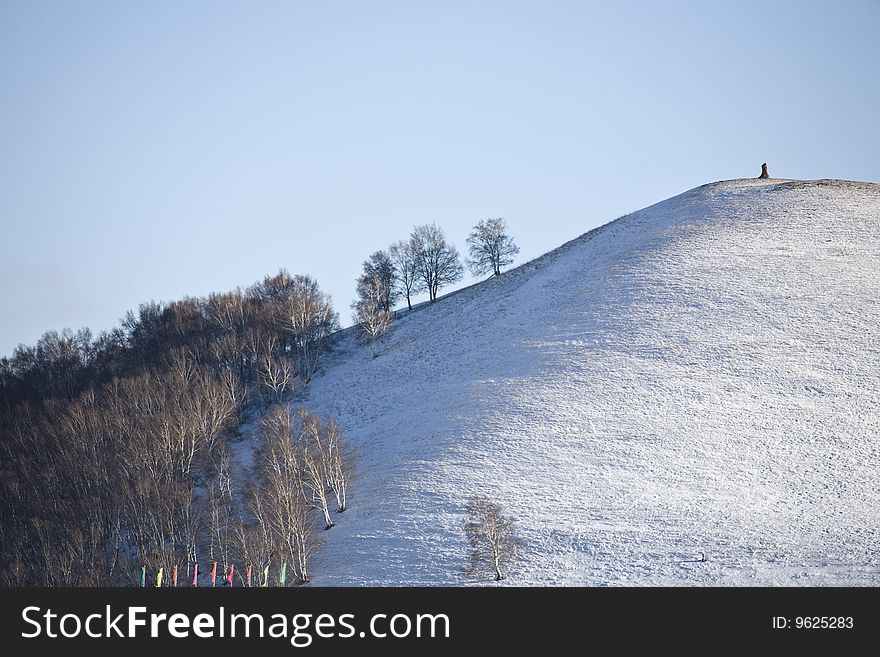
465;217;520;277
352;273;395;357
389;239;424;311
357;250;398;312
411;223;464;302
463;495;518;582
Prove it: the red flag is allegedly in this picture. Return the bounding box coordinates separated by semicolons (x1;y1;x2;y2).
247;565;252;588
227;564;234;586
172;565;178;588
193;562;198;587
211;561;217;587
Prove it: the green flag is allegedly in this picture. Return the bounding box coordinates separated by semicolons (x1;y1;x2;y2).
140;564;146;588
279;562;287;586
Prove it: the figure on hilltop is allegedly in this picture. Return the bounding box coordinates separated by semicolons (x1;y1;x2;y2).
758;163;770;179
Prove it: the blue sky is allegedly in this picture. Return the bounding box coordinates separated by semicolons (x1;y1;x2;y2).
1;0;878;356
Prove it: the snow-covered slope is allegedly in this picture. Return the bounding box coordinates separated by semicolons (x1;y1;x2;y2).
304;178;880;586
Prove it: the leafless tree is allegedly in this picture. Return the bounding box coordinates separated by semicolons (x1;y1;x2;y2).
353;274;395;357
357;250;398;312
324;418;352;513
218;368;248;424
389;239;424;310
206;289;247;336
411;223;464;302
276;274;339;383
258;352;296;406
463;495;518;581
296;411;336;530
182;358;238;460
235;487;273;585
466;217;520;276
258;405;322;582
0;263;356;586
207;453;235;577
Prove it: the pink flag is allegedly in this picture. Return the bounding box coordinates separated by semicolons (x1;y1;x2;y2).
247;565;252;588
227;564;234;586
173;565;178;588
211;561;217;587
193;562;198;587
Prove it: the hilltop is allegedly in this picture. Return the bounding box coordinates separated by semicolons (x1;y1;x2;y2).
302;178;880;585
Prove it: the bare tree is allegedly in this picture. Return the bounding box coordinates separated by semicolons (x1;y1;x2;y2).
463;495;518;581
357;250;398;312
353;274;395;357
207;466;234;575
389;239;424;311
0;261;358;586
277;274;339;383
206;289;247;336
258;405;321;583
323;418;351;513
296;410;336;530
258;352;296;406
466;217;520;277
236;486;273;585
411;224;463;302
245;269;339;383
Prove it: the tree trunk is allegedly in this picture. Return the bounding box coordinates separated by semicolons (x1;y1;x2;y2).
320;503;334;530
493;548;504;581
334;477;347;512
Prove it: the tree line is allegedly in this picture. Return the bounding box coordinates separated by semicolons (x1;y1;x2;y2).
0;216;521;586
353;218;519;349
0;270;348;585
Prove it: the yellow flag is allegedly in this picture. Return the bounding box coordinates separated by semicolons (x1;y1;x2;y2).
156;567;163;588
262;565;269;587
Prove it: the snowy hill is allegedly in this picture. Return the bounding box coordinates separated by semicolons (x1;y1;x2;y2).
302;178;880;585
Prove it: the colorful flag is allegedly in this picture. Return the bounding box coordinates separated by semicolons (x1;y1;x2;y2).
262;565;269;587
156;567;163;588
227;564;234;586
140;564;146;588
247;565;252;588
193;562;198;587
211;561;217;587
172;565;178;588
279;562;287;586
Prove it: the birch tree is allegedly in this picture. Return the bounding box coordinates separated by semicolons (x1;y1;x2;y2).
277;274;339;383
463;495;518;581
353;273;395;357
324;418;351;513
357;250;398;311
296;410;335;530
259;405;320;583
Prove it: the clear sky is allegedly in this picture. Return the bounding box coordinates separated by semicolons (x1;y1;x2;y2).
1;0;878;356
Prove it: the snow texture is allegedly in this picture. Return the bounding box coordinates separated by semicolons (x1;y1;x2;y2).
297;178;880;585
